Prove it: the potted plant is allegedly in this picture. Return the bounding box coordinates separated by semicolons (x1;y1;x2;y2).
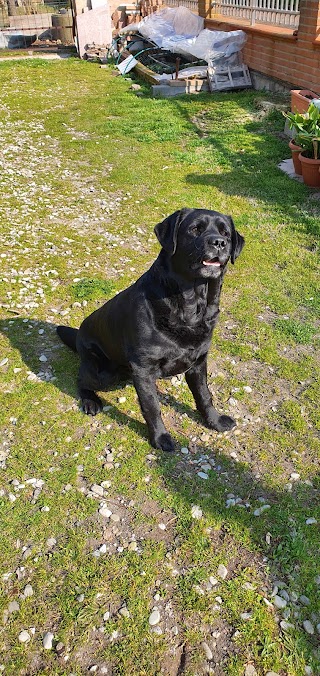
283;104;320;186
283;109;305;175
291;89;319;115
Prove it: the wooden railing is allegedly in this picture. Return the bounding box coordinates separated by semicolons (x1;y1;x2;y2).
210;0;300;28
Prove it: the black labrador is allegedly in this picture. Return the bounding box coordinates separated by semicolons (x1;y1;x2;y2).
57;208;244;452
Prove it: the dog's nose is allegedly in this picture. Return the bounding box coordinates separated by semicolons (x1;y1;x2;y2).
208;236;227;250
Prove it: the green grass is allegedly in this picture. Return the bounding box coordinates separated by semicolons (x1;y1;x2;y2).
0;57;319;675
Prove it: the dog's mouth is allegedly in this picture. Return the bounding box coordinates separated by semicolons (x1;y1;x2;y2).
202;257;221;267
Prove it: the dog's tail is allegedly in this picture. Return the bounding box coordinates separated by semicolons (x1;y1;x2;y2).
56;325;78;352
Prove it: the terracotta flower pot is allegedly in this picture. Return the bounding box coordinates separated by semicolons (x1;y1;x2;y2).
289;139;302;175
291;89;319;114
298;152;320;187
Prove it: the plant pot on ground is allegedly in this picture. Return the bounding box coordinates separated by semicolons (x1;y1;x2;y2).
288;138;302;175
291;89;319;114
283;103;320;185
298;152;320;187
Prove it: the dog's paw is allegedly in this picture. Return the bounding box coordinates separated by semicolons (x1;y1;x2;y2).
81;396;103;416
215;414;236;432
152;432;175;453
205;413;236;432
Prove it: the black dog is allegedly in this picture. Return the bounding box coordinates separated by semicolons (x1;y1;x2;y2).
57;208;244;452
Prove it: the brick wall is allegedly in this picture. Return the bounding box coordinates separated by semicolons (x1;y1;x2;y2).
205;0;320;93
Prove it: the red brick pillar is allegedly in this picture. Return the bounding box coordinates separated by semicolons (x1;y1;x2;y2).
295;0;320;92
198;0;211;20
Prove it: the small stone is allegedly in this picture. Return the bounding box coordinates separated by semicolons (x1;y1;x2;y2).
209;576;218;586
273;595;287;609
290;472;300;481
217;564;228;580
158;523;166;530
201;641;213;660
99;507;112;518
24;585;33;598
299;595;311;606
306;518;317;525
39;355;47;362
110;513;120;522
103;611;110;621
46;538;56;548
181;447;189;454
8;601;19;613
128;541;137;551
243;386;252;393
245;666;257;676
304;668;312;676
197;472;208;480
91;484;104;497
99;544;107;554
191;505;202;519
303;620;314;635
89;667;98;673
149;609;160;626
280;620;294;632
226;498;236;508
317;623;320;634
77;594;85;602
253;504;271;516
19;630;31;643
43;631;54;649
118;396;126;403
279;589;290;602
119;607;130;618
56;642;65;654
240;612;252;620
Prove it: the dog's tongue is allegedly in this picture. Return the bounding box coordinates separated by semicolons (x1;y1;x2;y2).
203;260;220;267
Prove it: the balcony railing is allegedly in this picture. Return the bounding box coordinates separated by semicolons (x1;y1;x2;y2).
165;0;200;12
211;0;300;29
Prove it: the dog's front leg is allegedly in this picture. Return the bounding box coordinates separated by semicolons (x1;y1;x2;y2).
131;366;175;452
185;356;236;432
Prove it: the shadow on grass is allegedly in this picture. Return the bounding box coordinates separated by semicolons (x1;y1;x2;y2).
171;97;320;238
1;316;319;665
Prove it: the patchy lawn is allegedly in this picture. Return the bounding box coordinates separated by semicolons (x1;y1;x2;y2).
0;57;319;676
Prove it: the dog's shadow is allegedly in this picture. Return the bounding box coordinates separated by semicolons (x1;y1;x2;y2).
0;317;202;436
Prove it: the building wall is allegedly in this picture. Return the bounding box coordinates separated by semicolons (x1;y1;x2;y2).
204;0;320;93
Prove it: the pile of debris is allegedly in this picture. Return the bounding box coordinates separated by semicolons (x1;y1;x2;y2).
112;6;251;96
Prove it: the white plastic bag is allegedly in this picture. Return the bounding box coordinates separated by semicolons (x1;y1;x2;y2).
134;7;204;47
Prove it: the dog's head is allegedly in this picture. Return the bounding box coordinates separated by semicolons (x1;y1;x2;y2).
154;208;244;280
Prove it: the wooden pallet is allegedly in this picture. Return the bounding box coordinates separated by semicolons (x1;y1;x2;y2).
207;64;252;92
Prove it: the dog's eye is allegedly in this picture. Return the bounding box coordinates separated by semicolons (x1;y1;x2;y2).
190;224;202;236
217;223;230;238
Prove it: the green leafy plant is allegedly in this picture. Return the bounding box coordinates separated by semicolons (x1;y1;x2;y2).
283;103;320;159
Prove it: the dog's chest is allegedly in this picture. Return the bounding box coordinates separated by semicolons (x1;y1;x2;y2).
153;290;219;377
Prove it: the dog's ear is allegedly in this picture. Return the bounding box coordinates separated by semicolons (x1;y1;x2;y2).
229;216;245;264
154;209;190;255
